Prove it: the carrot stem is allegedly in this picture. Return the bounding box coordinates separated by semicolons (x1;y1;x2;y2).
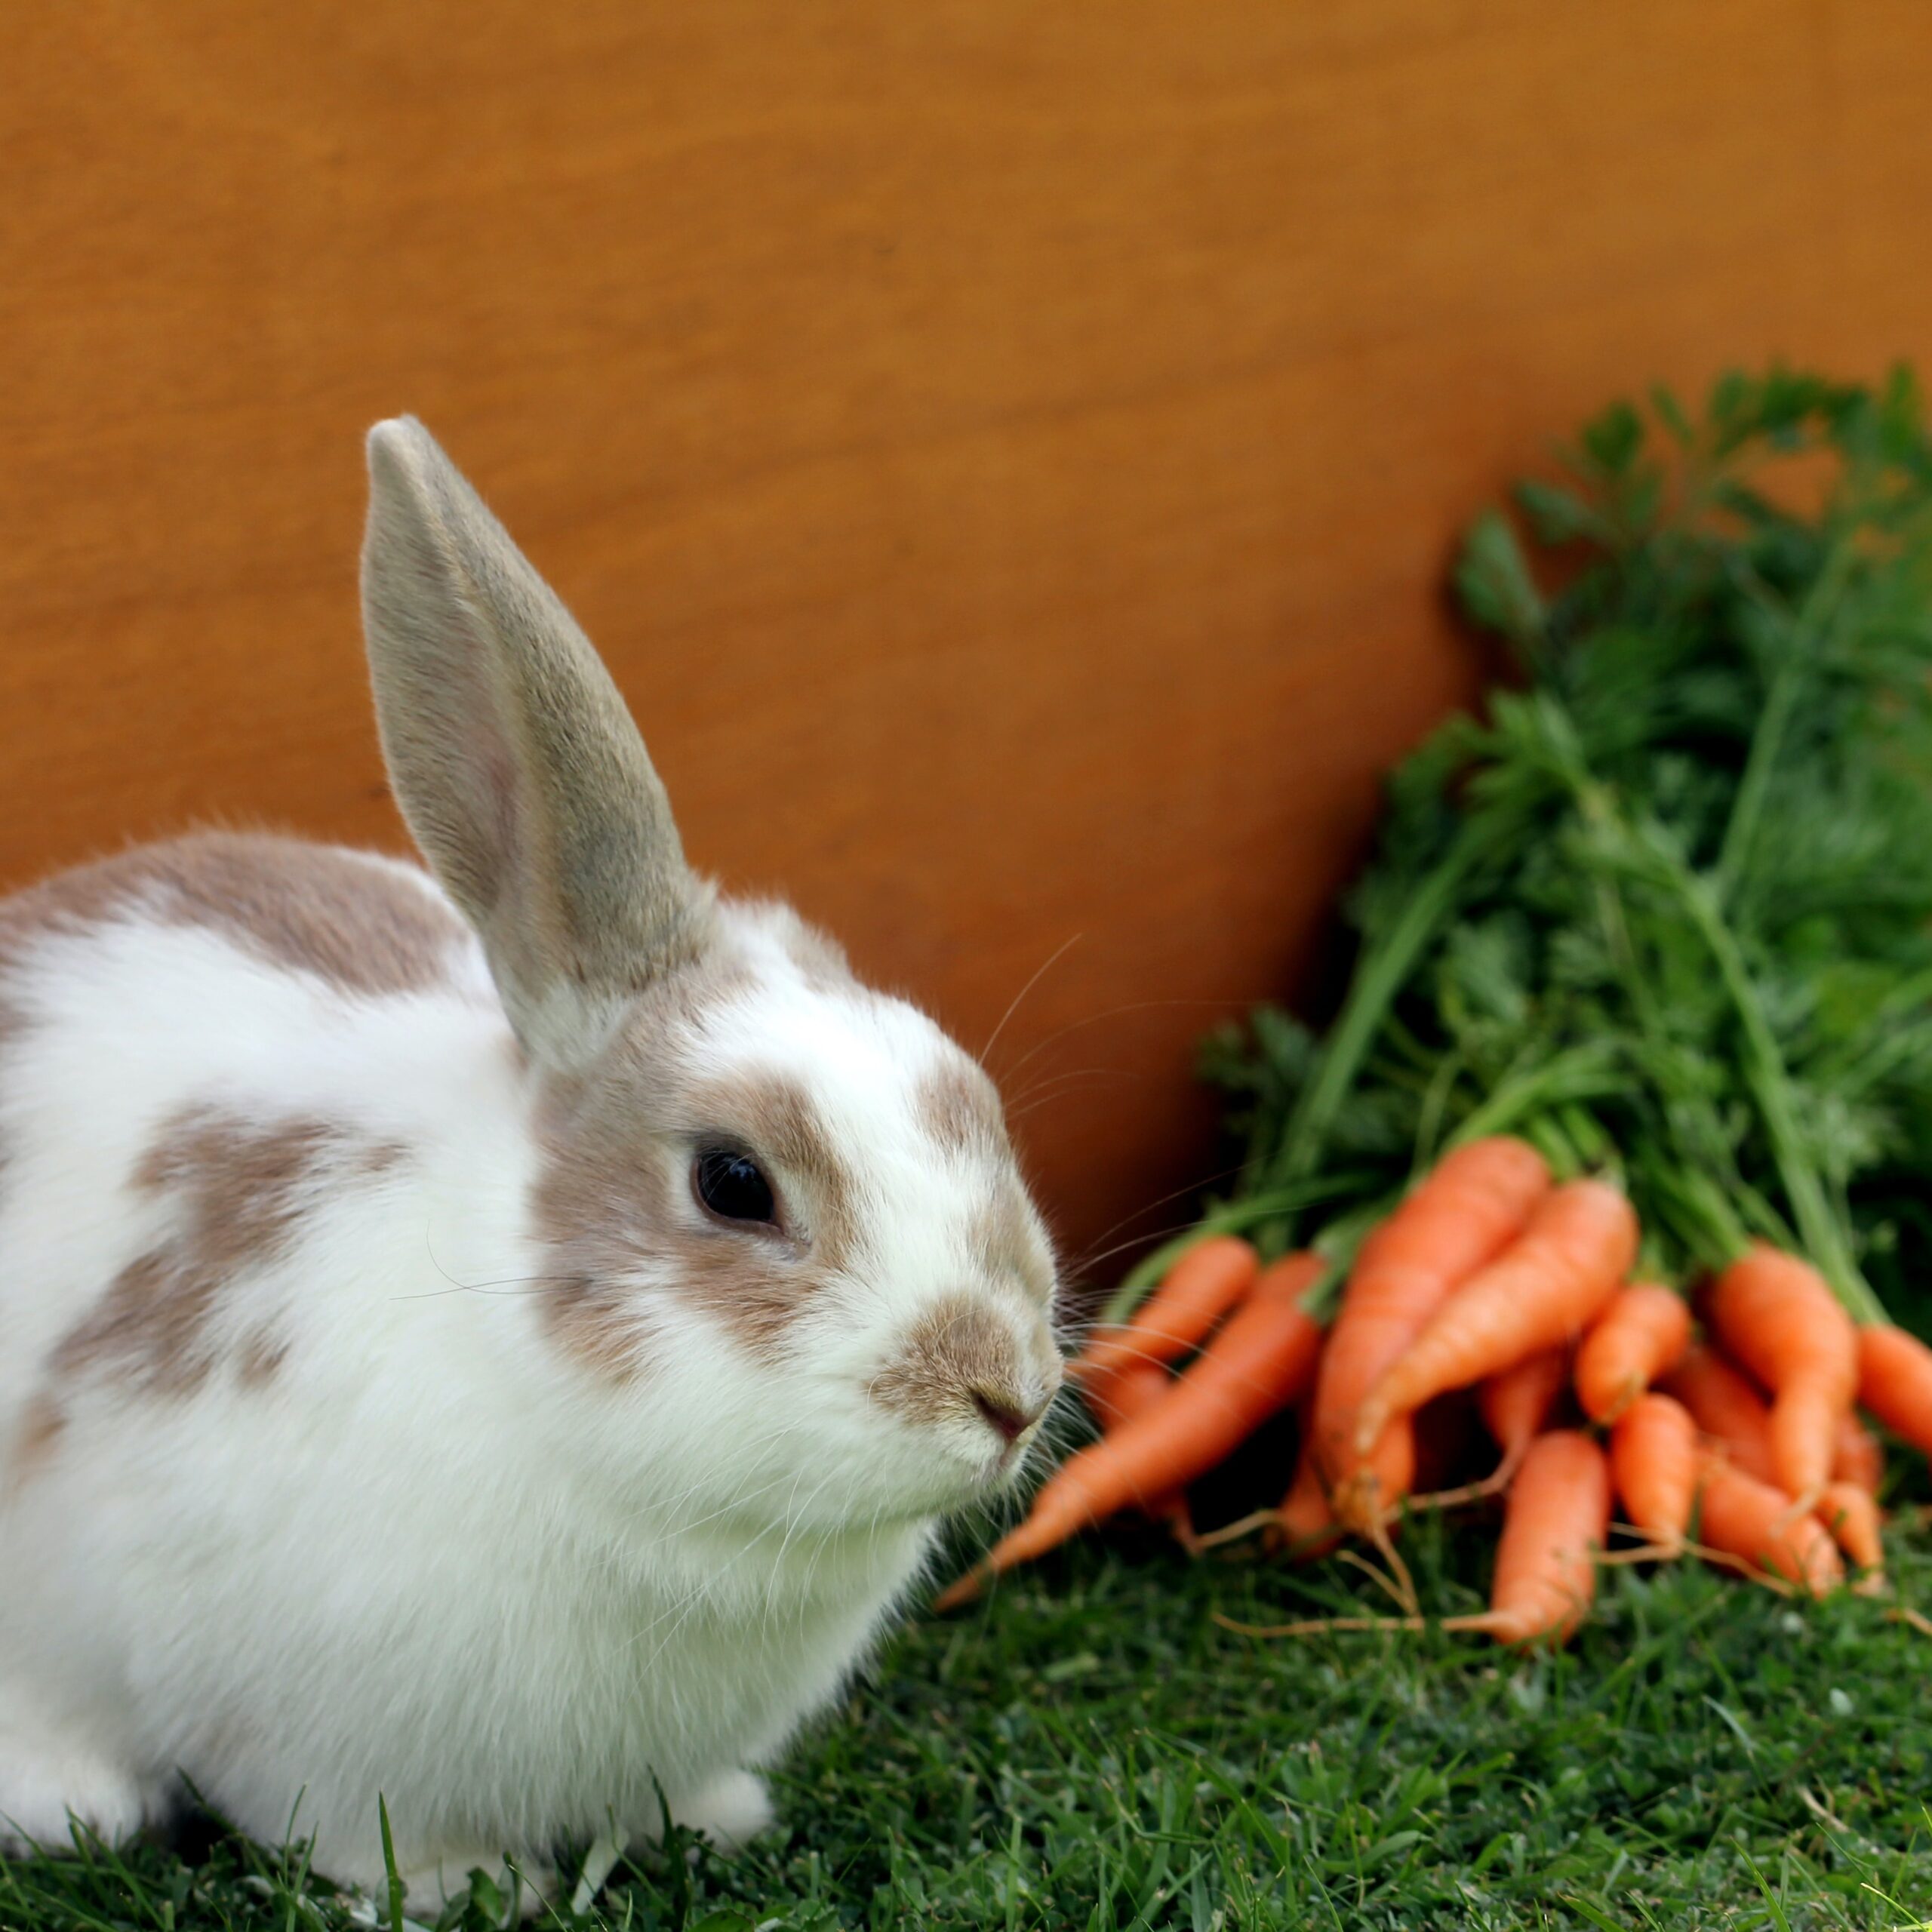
1713;536;1857;900
1442;1045;1625;1152
1660;854;1883;1322
1272;817;1506;1203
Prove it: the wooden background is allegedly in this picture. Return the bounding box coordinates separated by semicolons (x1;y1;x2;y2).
5;2;1931;1278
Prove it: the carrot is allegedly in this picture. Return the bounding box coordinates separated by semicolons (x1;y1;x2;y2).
1707;1245;1858;1504
1445;1431;1609;1646
1574;1282;1690;1424
935;1253;1324;1605
1272;1430;1343;1561
1816;1481;1884;1575
1656;1343;1777;1486
1477;1347;1570;1478
1694;1453;1843;1596
1085;1359;1172;1433
1086;1361;1191;1537
1072;1235;1259;1397
1832;1411;1884;1495
1353;1179;1638;1457
1609;1393;1698;1550
1857;1321;1932;1457
1313;1136;1551;1529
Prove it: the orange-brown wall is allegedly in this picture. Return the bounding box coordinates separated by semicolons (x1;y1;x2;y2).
5;3;1930;1276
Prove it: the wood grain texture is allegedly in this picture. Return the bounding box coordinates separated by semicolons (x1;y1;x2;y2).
5;2;1930;1278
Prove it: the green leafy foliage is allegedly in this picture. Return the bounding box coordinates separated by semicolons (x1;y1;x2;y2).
1190;366;1932;1327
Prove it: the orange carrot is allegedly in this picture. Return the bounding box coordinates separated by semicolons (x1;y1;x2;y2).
1447;1431;1609;1646
1073;1235;1259;1396
1574;1283;1690;1423
1086;1361;1190;1535
1478;1347;1570;1476
1816;1480;1884;1575
1273;1431;1343;1561
1313;1136;1551;1528
1832;1411;1884;1495
1656;1343;1778;1487
1694;1454;1843;1596
1707;1245;1858;1505
1085;1359;1172;1432
1857;1322;1932;1457
1609;1393;1698;1550
1354;1180;1638;1456
936;1253;1324;1604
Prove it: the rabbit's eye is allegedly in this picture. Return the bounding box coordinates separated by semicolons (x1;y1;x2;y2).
693;1145;778;1226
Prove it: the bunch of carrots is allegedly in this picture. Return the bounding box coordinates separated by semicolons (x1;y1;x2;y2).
940;370;1932;1641
937;1137;1932;1639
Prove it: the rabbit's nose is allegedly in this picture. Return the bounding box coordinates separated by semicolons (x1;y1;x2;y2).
871;1292;1060;1445
970;1386;1046;1444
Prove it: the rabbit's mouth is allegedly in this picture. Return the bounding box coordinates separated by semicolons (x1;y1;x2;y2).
972;1423;1051;1496
886;1430;1043;1519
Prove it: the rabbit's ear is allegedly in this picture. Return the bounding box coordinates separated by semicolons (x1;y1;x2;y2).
360;417;702;1067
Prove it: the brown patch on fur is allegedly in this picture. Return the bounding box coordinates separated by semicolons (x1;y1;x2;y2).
7;1394;66;1491
54;1105;408;1393
0;832;466;999
533;986;860;1375
237;1332;291;1386
916;1060;1004;1158
872;1291;1024;1429
0;836;442;1238
352;1140;408;1177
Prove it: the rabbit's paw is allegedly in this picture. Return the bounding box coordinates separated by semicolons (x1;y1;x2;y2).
678;1769;773;1854
0;1717;152;1854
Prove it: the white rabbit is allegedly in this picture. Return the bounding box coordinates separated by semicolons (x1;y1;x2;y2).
0;419;1063;1907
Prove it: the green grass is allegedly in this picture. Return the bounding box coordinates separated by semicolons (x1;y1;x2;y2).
5;1513;1932;1932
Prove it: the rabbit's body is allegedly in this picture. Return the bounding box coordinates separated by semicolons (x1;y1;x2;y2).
0;424;1060;1903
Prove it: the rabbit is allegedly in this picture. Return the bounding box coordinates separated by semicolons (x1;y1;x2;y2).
0;417;1064;1908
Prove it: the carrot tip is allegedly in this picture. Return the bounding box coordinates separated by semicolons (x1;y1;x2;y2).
931;1569;985;1612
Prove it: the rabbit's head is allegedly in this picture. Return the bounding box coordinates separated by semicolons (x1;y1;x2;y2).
362;420;1063;1536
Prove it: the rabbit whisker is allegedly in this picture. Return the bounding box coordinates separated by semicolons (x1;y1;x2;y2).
1058;1160;1252;1275
995;995;1278;1089
980;932;1084;1069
